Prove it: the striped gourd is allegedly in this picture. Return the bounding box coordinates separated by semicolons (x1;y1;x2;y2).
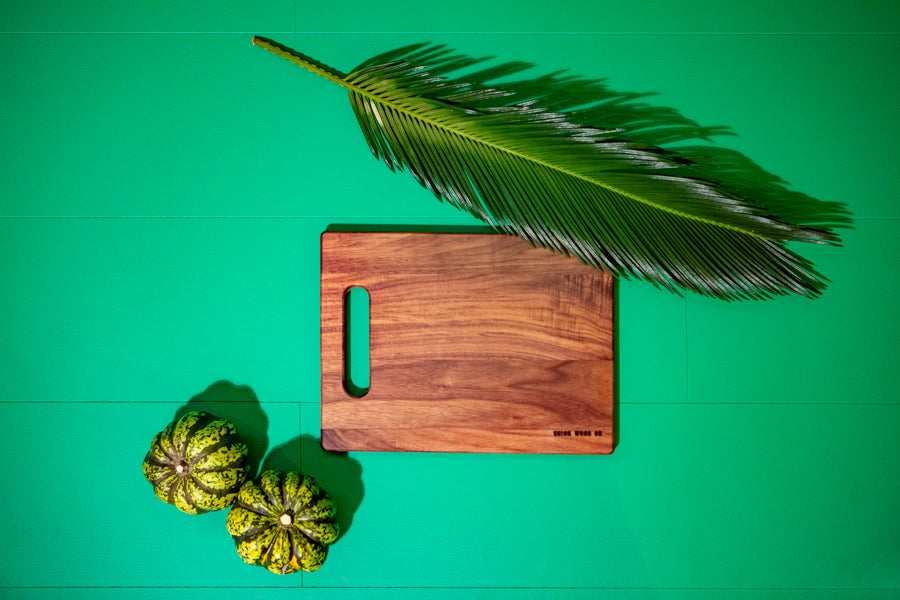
142;411;249;514
226;470;339;574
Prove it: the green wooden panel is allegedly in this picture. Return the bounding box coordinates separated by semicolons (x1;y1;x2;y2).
617;282;687;403
0;218;323;405
2;33;895;218
3;589;900;600
3;0;899;33
1;2;898;598
299;403;900;590
0;0;294;32
290;0;900;33
0;217;687;406
0;401;301;587
685;220;900;404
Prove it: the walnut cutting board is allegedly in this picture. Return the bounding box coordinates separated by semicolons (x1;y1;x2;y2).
320;232;615;454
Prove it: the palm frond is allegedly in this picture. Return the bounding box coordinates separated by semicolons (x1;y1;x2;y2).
252;36;850;301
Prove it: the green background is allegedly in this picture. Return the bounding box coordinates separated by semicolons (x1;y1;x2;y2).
1;1;898;598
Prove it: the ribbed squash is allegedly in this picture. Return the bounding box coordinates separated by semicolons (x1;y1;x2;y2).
226;470;339;574
142;411;249;514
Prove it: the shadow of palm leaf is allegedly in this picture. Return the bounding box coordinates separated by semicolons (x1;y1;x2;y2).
428;51;852;232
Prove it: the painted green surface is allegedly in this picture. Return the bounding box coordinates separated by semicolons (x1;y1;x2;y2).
4;0;897;33
344;286;371;393
1;1;898;597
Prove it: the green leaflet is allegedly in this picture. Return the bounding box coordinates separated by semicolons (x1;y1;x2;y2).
253;36;850;301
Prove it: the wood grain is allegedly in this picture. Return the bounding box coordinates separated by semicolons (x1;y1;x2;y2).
320;232;615;454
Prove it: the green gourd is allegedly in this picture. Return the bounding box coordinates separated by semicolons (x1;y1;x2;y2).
142;411;249;514
226;470;339;574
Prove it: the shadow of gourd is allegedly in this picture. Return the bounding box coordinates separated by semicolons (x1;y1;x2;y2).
261;435;364;541
175;381;270;480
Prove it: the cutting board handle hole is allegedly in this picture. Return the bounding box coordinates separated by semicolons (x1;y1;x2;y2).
343;286;370;397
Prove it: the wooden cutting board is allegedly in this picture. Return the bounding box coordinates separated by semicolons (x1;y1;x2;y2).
320;232;615;454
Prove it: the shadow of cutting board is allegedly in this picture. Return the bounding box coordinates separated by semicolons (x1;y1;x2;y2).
320;232;615;454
